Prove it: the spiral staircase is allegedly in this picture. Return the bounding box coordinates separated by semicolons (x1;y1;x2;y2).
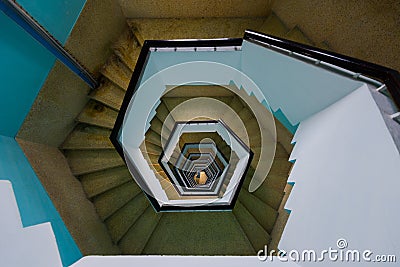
58;13;320;255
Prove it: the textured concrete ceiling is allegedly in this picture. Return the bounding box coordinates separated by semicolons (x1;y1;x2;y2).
117;0;272;18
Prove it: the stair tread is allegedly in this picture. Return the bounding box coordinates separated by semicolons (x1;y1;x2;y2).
252;185;285;211
318;40;332;51
142;212;255;255
66;149;124;176
93;181;142;220
113;29;141;71
61;130;113;150
100;54;132;90
80;166;132;198
239;189;278;234
119;205;162;254
233;200;271;252
286;26;314;46
258;12;289;38
90;80;126;110
105;193;149;243
77;100;118;129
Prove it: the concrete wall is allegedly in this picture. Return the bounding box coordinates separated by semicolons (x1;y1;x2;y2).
118;0;273;18
280;84;400;265
272;0;400;71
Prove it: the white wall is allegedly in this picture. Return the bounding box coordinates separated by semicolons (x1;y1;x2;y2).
280;84;400;265
241;40;363;126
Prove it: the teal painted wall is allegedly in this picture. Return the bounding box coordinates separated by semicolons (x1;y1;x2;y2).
0;0;86;265
0;135;81;266
0;0;86;137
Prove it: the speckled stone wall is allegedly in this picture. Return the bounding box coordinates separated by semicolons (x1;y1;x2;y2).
272;0;400;71
118;0;273;18
17;0;127;147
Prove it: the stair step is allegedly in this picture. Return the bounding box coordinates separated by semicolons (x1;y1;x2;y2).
145;129;165;148
286;26;314;46
119;205;162;254
61;130;113;150
80;166;132;198
150;116;172;140
77;100;118;129
269;158;292;176
238;189;278;234
274;142;290;159
113;29;141;71
100;54;132;90
261;174;289;194
228;96;244;112
258;12;289;38
233;200;271;252
105;193;149;243
129;25;145;46
275;118;294;154
142;212;255;255
238;107;254;122
156;102;175;131
93;181;142;220
141;141;162;155
75;124;112;136
318;40;332;51
252;185;284;211
66;149;124;176
90;80;125;110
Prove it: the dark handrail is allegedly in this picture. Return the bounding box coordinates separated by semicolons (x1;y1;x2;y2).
244;29;400;109
0;0;98;89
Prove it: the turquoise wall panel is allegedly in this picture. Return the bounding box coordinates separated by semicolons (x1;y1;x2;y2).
0;0;86;137
0;135;81;266
17;0;86;43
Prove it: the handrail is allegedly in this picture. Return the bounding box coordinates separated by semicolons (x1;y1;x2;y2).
0;0;98;89
243;29;400;109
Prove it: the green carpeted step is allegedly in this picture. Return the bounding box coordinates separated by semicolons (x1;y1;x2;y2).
100;54;132;90
61;130;114;150
79;166;133;198
252;186;285;211
93;181;142;220
258;12;289;38
286;26;314;46
275;142;290;159
105;193;149;243
90;80;126;110
77;100;118;129
275;118;294;154
119;205;162;254
238;189;278;234
65;149;124;176
269;158;292;176
238;107;254;122
228;96;244;112
113;29;141;71
233;200;271;252
142;212;255;255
